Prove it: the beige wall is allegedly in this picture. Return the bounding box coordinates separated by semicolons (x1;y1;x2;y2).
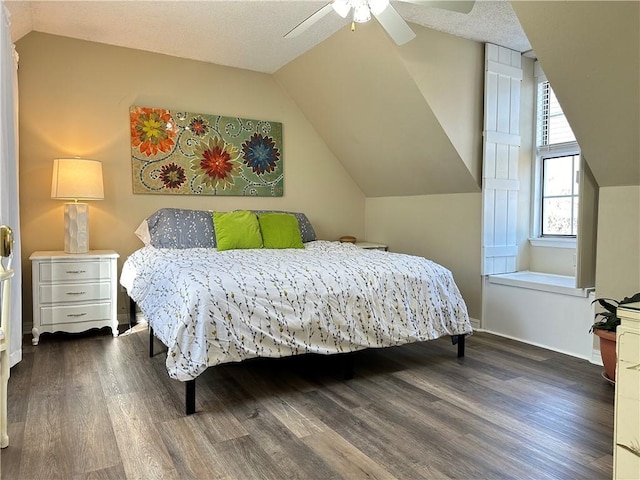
595;186;640;299
398;25;484;185
365;193;482;319
275;21;481;197
17;32;365;323
511;1;640;187
529;247;576;277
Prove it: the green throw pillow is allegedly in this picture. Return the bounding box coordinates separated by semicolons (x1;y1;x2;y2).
213;210;263;251
258;213;304;249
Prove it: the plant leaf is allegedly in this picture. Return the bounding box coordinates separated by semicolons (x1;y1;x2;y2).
621;292;640;305
593;298;619;314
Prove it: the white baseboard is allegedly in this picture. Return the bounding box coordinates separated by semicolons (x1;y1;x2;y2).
590;348;603;366
469;317;481;330
9;348;22;368
475;328;592;362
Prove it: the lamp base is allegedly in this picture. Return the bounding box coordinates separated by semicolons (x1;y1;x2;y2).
64;203;89;254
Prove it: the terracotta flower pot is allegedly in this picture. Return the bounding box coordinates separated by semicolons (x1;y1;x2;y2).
594;329;617;383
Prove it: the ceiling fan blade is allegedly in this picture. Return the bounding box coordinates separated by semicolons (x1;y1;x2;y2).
397;1;475;14
284;3;335;38
373;4;416;45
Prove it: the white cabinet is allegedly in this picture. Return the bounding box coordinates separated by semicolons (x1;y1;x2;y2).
614;302;640;479
30;251;119;345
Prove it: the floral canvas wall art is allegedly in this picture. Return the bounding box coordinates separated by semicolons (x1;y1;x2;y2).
130;106;283;196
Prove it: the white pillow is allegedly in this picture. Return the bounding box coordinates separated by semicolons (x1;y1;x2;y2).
134;219;151;246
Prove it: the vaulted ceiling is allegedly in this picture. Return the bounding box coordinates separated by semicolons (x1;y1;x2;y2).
6;1;530;74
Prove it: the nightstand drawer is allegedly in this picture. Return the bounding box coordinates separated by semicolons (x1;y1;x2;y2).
39;303;112;326
39;260;110;282
616;331;640;402
39;282;111;304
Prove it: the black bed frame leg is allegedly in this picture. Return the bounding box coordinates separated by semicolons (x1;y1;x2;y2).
129;297;137;326
186;380;196;415
343;353;355;380
457;334;466;358
149;325;154;357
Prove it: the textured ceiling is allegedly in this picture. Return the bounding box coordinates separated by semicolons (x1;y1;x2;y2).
5;0;530;73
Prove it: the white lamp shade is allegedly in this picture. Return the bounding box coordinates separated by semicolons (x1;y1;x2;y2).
51;158;104;253
51;158;104;201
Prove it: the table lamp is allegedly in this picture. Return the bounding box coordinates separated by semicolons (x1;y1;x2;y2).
51;158;104;254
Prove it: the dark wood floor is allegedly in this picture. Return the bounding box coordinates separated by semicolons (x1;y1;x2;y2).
1;326;614;479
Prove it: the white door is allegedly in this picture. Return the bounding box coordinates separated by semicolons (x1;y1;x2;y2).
0;4;22;366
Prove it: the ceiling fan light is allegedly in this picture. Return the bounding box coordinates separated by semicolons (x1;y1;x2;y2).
368;0;389;16
353;4;371;23
332;0;351;18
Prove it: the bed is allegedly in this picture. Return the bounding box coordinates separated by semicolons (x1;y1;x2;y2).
120;208;472;414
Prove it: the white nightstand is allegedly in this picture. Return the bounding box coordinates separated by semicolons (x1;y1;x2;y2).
30;250;119;345
355;242;388;251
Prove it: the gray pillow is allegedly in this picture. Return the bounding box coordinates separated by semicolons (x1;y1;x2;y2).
147;208;216;249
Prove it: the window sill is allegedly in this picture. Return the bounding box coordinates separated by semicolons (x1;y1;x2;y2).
529;237;576;249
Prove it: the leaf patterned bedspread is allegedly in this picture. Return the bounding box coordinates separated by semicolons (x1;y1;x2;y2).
120;241;472;381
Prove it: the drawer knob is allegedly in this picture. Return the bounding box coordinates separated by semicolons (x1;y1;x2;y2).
66;291;86;296
66;270;86;274
67;313;87;318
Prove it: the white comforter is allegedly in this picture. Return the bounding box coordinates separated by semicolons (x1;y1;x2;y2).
121;241;472;381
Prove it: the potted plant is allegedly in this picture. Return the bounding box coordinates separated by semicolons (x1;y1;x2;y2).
590;292;640;383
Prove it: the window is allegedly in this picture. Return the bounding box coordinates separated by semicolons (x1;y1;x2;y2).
533;63;580;239
537;80;576;146
542;153;579;236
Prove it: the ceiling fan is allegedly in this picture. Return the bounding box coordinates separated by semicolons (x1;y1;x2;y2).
284;0;475;46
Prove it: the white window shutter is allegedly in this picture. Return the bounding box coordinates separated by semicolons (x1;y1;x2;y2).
482;44;522;275
576;156;598;289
